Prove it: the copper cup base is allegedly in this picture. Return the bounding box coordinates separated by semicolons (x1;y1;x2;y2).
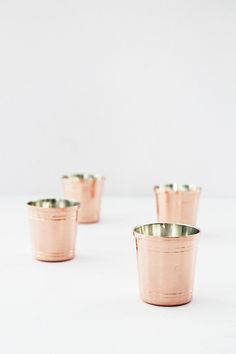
142;295;192;307
34;250;74;262
78;218;99;224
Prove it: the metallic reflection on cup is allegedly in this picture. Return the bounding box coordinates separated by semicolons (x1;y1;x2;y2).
154;184;201;225
133;223;200;306
28;199;79;262
62;174;104;224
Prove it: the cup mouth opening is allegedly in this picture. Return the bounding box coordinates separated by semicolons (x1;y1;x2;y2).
134;223;200;238
62;174;104;181
154;183;201;192
27;199;80;209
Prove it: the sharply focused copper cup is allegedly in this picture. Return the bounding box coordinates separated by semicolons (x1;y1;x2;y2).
133;223;200;306
154;184;201;225
27;199;79;262
62;174;105;224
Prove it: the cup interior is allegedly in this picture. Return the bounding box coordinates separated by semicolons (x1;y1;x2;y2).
154;183;201;192
134;223;199;238
62;174;104;180
28;199;79;209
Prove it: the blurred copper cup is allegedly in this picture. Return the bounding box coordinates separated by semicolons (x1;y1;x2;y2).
154;184;201;225
27;199;79;262
62;174;105;224
133;223;200;306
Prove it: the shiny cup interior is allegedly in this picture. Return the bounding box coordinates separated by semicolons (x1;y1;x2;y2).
154;183;201;192
62;174;104;180
28;199;79;209
134;223;200;238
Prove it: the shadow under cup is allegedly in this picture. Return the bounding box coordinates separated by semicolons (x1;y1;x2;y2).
28;199;79;262
133;223;200;306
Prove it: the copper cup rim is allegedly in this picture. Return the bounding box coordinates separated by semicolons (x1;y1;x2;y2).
62;173;105;181
154;183;201;193
27;198;80;210
133;222;200;239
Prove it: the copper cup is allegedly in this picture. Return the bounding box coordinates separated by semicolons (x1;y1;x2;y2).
27;199;79;262
62;174;105;224
154;184;201;225
133;223;200;306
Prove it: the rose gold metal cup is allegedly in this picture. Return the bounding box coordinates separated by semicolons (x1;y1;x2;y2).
62;174;105;224
133;223;200;306
154;184;201;225
27;199;79;262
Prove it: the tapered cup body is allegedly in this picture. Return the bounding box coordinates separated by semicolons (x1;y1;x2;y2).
133;223;200;306
62;174;104;224
154;184;201;225
28;199;79;262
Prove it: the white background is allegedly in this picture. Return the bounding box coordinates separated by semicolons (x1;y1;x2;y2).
0;2;236;353
0;0;236;197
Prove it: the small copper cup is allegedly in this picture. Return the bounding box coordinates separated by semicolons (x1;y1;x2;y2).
154;184;201;225
27;199;79;262
62;174;105;224
133;223;200;306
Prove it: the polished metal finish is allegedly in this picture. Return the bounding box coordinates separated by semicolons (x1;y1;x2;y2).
133;222;200;306
154;183;201;225
134;223;199;238
28;198;79;262
63;174;104;181
28;199;79;208
62;174;105;224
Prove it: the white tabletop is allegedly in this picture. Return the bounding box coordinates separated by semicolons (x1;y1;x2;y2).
0;196;235;354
